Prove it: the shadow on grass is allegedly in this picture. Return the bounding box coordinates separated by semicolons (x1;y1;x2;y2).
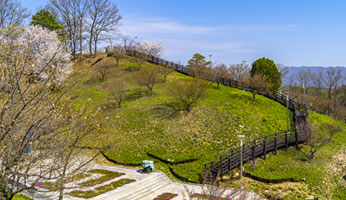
151;101;186;119
101;102;120;111
124;66;138;72
125;88;148;101
84;76;102;85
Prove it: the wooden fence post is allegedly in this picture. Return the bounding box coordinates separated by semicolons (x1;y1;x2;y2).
228;149;233;171
219;155;223;180
252;139;256;162
295;130;299;149
263;136;267;160
285;131;288;151
274;133;278;155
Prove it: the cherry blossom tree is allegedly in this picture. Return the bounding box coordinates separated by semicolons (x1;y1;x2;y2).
0;25;103;200
138;40;164;57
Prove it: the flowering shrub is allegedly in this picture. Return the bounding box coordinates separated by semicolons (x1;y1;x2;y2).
153;192;178;200
0;25;72;89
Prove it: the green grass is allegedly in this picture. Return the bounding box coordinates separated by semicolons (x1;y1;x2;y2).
66;178;135;199
243;111;346;199
13;194;32;200
79;169;125;187
68;54;293;183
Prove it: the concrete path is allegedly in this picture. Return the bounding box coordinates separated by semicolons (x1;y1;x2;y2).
24;163;259;200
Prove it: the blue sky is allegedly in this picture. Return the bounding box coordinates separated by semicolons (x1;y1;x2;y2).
22;0;346;66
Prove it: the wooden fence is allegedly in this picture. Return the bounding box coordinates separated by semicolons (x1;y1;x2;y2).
125;49;311;183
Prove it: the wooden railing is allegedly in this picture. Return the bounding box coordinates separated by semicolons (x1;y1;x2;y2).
125;50;311;183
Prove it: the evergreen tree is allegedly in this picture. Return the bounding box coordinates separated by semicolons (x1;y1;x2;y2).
251;57;282;92
31;9;63;32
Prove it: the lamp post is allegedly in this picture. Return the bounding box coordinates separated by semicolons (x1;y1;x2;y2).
238;135;245;190
286;94;290;130
303;83;306;106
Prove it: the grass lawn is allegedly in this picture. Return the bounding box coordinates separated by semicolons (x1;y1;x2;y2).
67;54;293;183
242;111;346;199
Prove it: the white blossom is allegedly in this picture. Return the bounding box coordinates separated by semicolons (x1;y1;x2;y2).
138;40;164;57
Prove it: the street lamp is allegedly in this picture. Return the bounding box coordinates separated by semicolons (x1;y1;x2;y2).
238;135;245;190
303;83;306;106
286;94;290;130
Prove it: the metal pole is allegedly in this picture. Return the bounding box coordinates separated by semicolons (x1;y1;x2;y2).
286;94;290;130
238;135;245;190
303;83;306;106
240;138;243;189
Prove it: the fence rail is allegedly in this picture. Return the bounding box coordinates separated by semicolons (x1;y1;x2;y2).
124;50;311;183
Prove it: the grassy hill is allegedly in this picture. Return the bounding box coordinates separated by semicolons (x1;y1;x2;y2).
67;54;346;199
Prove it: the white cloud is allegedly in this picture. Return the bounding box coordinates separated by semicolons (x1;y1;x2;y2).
118;16;300;64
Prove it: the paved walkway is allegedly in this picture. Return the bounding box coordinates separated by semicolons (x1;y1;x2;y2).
23;163;259;200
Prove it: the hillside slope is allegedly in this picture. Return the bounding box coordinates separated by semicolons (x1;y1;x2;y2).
67;54;293;183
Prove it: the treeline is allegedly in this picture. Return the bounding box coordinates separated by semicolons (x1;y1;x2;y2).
0;0;122;58
283;68;346;122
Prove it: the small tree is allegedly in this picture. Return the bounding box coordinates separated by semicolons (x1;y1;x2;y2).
241;74;271;102
229;61;250;82
307;124;330;160
212;63;230;89
138;40;164;57
134;66;161;95
132;56;146;71
187;53;212;78
94;59;113;82
108;77;128;107
159;66;173;82
323;122;343;141
167;78;209;112
107;44;124;66
251;57;282;92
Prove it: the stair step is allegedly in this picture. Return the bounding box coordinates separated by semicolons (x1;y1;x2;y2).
111;173;166;199
126;180;172;200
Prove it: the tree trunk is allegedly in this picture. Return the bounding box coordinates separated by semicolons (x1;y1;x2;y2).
253;93;256;102
89;26;94;57
94;35;98;57
79;18;83;56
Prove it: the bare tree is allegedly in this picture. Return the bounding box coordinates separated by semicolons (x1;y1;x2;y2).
121;35;136;53
324;68;342;116
309;71;324;95
307;124;330;160
0;0;29;29
132;54;146;71
167;78;209;112
276;63;289;80
159;66;173;82
212;64;230;89
107;44;124;66
323;122;343;141
134;66;161;95
297;68;311;88
229;61;250;82
94;59;113;82
241;74;272;102
107;77;128;107
47;0;84;58
86;0;122;57
0;26;102;200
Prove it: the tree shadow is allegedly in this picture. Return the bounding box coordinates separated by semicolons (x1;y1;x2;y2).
125;88;148;101
124;66;138;72
151;101;186;119
83;76;102;85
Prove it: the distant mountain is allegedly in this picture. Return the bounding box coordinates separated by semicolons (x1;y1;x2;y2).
283;66;346;86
